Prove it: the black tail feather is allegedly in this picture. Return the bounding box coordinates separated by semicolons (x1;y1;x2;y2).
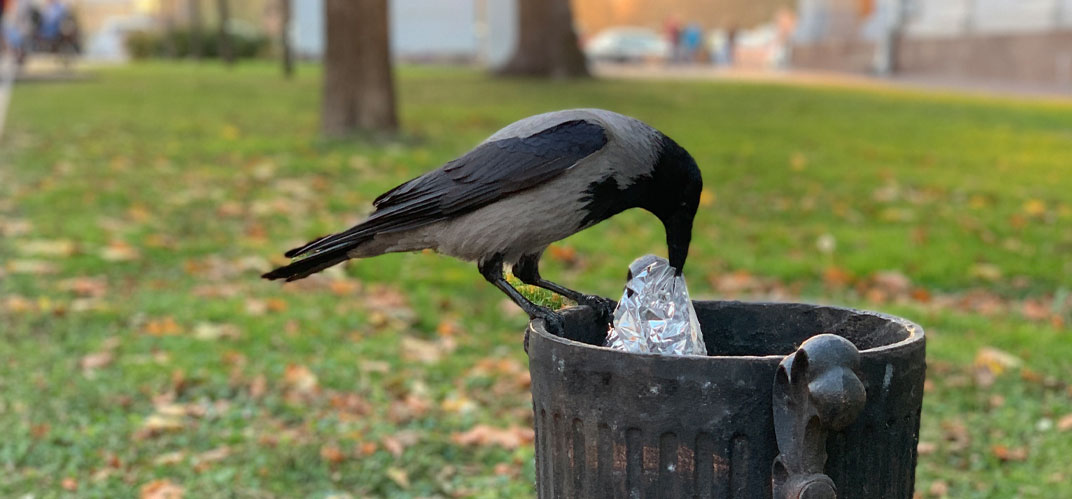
283;233;333;258
262;246;352;282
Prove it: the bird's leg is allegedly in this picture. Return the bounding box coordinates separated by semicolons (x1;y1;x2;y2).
478;254;565;338
513;253;616;323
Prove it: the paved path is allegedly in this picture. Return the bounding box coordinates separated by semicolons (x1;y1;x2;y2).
593;63;1072;102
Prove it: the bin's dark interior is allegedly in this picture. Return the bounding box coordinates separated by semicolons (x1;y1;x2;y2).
557;300;912;356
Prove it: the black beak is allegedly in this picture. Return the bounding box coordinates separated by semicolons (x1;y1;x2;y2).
664;211;693;275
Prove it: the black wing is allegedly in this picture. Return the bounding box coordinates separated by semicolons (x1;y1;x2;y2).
283;119;607;258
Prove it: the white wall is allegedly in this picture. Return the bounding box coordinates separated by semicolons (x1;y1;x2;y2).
290;0;517;67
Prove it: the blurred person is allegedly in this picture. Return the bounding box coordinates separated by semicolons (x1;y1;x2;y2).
664;16;681;63
681;23;703;63
1;0;27;63
723;26;737;67
38;0;67;43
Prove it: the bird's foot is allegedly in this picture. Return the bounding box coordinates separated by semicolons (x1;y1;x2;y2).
578;294;617;325
533;308;567;338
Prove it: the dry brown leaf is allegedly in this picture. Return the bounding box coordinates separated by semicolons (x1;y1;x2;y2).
1023;199;1046;217
1056;413;1072;432
547;245;577;264
17;239;76;257
381;436;405;458
386;467;410;489
7;259;57;275
358;441;378;456
451;425;534;449
57;276;108;297
401;336;455;365
100;241;141;262
61;477;78;491
193;322;241;341
193;447;231;470
80;351;114;373
249;374;267;398
916;441;937;455
928;480;949;497
822;266;853;287
283;364;318;394
152;451;187;466
991;444;1028;462
320;444;346;464
140;479;184;499
136;415;185;439
143;317;182;336
973;347;1021;376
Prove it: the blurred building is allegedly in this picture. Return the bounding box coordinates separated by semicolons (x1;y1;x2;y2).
792;0;1072;86
290;0;516;66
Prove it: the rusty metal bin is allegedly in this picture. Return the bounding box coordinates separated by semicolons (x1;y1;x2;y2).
526;301;926;499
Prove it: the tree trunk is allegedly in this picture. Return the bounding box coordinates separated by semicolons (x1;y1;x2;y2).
188;0;202;60
280;0;294;78
322;0;398;136
216;0;233;65
498;0;588;78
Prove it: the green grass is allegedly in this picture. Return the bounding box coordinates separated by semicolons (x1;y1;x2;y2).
1;62;1070;497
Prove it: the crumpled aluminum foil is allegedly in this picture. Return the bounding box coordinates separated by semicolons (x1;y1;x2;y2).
605;255;707;356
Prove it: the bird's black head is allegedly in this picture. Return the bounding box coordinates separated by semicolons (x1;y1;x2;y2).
644;134;702;275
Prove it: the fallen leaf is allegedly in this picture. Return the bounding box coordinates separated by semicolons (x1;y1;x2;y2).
974;347;1021;376
283;364;318;394
401;336;455;365
136;414;185;439
917;441;936;455
816;233;836;254
320;444;345;464
143;317;182;336
57;276;108;297
970;263;1002;282
991;444;1028;462
193;322;241;341
152;451;187;466
699;189;716;206
451;425;534;449
822;266;853;287
1057;414;1072;432
17;239;76;257
193;446;231;471
80;351;115;374
1023;199;1046;217
928;480;949;497
386;467;410;489
100;241;141;262
547;244;577;264
61;477;78;491
381;436;405;457
140;479;184;499
6;259;57;275
249;374;267;398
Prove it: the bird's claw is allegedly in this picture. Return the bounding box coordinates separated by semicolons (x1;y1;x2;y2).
534;309;567;337
579;294;616;324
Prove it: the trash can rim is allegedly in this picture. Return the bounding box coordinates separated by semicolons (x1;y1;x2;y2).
527;300;924;361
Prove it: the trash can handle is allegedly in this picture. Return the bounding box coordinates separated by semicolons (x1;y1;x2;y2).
771;334;867;499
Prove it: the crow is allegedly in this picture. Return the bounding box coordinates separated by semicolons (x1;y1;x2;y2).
263;109;702;331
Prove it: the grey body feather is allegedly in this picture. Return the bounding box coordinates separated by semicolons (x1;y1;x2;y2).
351;109;663;265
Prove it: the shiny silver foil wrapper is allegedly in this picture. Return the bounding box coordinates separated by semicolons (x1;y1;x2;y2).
605;255;707;356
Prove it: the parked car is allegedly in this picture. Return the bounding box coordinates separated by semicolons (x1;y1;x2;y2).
584;27;670;63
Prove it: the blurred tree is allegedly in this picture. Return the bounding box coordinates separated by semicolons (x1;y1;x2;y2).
498;0;588;78
216;0;234;66
280;0;293;78
188;0;203;60
322;0;398;135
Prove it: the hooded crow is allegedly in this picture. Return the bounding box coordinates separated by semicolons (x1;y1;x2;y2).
263;108;702;330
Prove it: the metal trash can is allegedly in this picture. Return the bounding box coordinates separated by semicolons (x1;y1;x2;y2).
526;301;926;499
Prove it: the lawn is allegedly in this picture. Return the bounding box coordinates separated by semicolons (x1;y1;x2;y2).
1;62;1070;498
